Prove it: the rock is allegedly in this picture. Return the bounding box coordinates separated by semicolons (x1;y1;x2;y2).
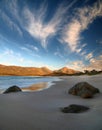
80;90;93;98
3;85;22;94
68;82;99;98
61;104;89;113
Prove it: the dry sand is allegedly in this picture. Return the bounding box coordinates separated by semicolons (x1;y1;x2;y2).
0;75;102;130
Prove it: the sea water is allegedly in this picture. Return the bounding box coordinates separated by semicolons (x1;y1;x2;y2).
0;76;60;92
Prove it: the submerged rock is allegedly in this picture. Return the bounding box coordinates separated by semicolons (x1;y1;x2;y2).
3;85;22;94
61;104;89;113
68;82;99;98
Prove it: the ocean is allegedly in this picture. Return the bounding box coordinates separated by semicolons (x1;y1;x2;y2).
0;76;60;92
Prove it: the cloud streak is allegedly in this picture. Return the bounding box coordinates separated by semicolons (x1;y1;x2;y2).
66;60;85;71
0;48;24;65
85;55;102;70
22;1;76;48
0;0;77;49
0;10;22;36
67;55;102;71
20;46;40;58
62;0;102;52
0;48;40;66
85;52;93;60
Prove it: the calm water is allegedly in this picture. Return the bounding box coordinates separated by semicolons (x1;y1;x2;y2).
0;76;60;91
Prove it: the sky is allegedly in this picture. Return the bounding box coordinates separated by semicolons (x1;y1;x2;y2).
0;0;102;71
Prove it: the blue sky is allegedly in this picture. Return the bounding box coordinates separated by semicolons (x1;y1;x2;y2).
0;0;102;71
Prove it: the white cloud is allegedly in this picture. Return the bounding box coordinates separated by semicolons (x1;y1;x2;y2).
7;0;19;16
85;52;93;60
75;48;82;53
81;43;87;48
0;48;25;65
22;6;63;48
21;47;30;52
85;55;102;70
26;44;39;52
81;51;87;56
0;34;10;44
0;48;40;66
1;0;77;49
0;9;22;36
5;0;21;24
21;46;40;58
66;61;85;71
54;51;64;59
0;48;14;57
22;1;77;48
33;46;39;52
54;47;65;59
62;19;81;52
62;0;102;53
66;54;102;71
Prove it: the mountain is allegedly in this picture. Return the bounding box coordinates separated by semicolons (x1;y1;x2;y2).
53;67;79;75
0;64;80;76
0;64;52;76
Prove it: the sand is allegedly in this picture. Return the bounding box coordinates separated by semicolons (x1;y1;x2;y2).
0;75;102;130
22;82;49;91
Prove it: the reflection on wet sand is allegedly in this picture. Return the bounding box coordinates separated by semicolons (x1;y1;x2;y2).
22;82;48;91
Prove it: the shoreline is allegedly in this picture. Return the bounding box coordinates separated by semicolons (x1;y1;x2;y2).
0;75;102;130
22;81;56;92
0;76;61;94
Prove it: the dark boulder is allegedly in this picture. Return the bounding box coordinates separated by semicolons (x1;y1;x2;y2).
3;85;22;94
61;104;89;113
68;82;99;98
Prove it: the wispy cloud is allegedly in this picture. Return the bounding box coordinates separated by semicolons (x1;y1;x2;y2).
0;0;22;36
4;0;21;25
85;55;102;70
67;55;102;71
66;60;85;71
26;44;39;52
54;48;64;59
61;0;102;53
0;0;77;49
0;48;40;66
0;34;10;45
22;1;76;48
21;47;31;52
22;6;55;48
0;48;24;65
20;46;40;58
0;10;22;36
85;52;93;60
81;51;87;56
62;19;82;52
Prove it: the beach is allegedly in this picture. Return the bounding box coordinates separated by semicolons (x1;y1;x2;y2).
0;75;102;130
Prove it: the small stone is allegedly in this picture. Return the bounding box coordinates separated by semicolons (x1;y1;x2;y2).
61;104;89;113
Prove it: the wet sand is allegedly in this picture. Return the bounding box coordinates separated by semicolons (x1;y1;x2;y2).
22;82;49;91
0;75;102;130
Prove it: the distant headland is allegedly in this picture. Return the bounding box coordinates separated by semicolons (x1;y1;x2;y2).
0;64;101;76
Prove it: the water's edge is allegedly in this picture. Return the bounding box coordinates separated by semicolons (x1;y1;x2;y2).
0;76;61;93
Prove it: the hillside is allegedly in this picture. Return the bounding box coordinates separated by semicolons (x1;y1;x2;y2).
0;64;81;76
0;64;52;76
54;67;79;74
